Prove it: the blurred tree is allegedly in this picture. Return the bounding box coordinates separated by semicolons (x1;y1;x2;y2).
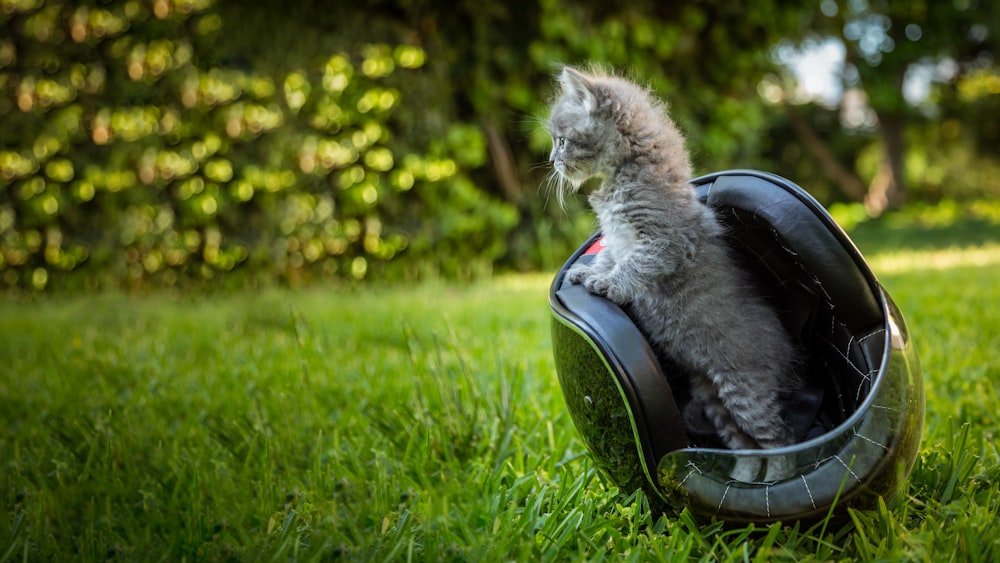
780;0;1000;214
0;0;520;289
381;0;820;269
3;0;998;290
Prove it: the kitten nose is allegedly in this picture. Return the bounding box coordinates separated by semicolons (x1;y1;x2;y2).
549;147;557;162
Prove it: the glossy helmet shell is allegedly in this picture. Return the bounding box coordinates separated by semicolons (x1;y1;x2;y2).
549;170;924;523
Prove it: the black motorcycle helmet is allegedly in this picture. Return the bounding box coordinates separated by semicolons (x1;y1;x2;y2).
549;170;924;523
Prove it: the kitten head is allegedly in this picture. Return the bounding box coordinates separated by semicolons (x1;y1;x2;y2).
545;66;690;205
546;67;624;194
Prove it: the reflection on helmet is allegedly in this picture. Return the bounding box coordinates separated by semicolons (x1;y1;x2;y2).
549;170;924;523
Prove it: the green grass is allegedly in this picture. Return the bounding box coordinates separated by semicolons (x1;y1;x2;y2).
2;220;1000;560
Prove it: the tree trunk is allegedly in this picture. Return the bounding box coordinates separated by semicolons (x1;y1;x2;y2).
864;112;907;216
784;104;868;201
483;119;523;205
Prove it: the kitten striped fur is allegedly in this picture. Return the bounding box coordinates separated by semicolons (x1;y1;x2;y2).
546;66;799;482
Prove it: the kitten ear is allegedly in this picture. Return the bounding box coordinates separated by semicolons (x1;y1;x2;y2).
558;67;597;113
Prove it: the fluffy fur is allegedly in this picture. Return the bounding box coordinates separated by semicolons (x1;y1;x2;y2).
546;66;798;482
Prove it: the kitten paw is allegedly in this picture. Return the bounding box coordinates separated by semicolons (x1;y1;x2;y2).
582;274;611;297
589;276;635;303
567;265;629;302
730;457;763;483
587;273;636;303
763;455;795;482
566;264;593;286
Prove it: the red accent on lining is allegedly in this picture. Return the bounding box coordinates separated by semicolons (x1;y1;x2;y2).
584;236;607;255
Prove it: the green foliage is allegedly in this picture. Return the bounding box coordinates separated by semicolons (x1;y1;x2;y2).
0;0;826;290
3;0;1000;289
767;0;1000;209
0;0;517;290
528;0;811;171
2;221;1000;558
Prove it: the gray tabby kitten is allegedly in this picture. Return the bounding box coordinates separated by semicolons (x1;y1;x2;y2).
546;66;798;482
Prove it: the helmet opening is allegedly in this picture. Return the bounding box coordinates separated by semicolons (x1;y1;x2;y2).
703;180;887;447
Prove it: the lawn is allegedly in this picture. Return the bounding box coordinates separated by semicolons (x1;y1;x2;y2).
2;217;1000;560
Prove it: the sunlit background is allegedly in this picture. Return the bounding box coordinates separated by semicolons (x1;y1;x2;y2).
1;0;999;291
